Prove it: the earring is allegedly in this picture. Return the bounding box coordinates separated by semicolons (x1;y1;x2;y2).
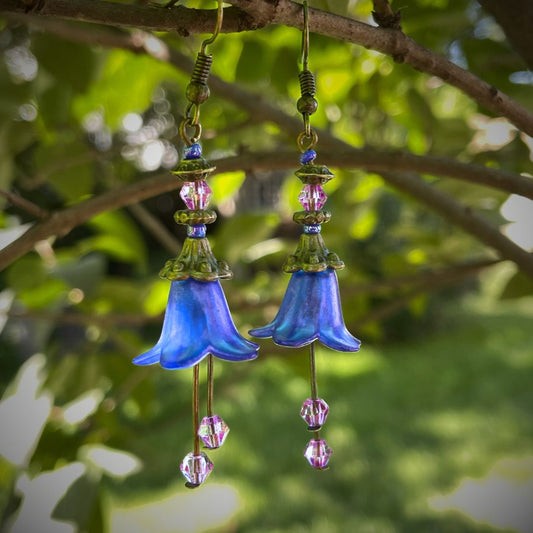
133;0;258;489
249;0;360;470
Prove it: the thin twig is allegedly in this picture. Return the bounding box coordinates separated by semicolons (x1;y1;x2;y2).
380;170;533;279
0;189;49;219
127;202;181;254
371;0;401;30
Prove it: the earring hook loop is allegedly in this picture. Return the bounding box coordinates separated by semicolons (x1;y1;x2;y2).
201;0;224;55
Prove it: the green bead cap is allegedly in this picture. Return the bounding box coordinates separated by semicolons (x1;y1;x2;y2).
295;163;334;185
174;209;217;225
172;157;216;182
282;233;344;273
159;237;232;281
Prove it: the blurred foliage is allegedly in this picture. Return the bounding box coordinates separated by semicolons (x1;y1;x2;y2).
1;0;532;531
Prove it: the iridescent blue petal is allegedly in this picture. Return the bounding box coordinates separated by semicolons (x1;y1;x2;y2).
249;269;360;352
134;279;258;370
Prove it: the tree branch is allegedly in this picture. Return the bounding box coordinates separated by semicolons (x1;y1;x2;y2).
3;0;532;135
0;189;50;219
348;258;501;294
10;19;533;202
380;170;533;279
2;151;533;280
2;16;532;278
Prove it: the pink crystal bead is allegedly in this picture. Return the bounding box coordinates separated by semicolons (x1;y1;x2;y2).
180;180;212;210
180;452;213;487
300;398;329;430
298;184;327;211
198;415;230;449
304;438;333;469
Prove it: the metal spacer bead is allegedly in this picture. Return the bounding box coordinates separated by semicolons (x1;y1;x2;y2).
174;209;217;225
293;210;331;225
295;163;334;185
172;157;216;182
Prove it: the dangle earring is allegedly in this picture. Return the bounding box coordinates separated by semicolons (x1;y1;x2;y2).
134;0;258;488
249;0;360;470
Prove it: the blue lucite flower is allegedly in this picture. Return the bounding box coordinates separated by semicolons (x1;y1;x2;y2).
134;279;259;369
249;269;360;352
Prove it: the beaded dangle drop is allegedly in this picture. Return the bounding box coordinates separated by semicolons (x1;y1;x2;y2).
249;0;360;470
133;0;258;488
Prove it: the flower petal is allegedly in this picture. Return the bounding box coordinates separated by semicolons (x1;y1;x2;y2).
132;344;162;366
250;269;360;352
202;280;258;361
133;279;258;369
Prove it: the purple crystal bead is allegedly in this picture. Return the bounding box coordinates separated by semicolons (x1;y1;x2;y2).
304;438;333;470
184;142;202;160
300;149;317;164
180;451;213;487
198;415;230;449
300;398;329;430
298;184;327;211
180;180;212;210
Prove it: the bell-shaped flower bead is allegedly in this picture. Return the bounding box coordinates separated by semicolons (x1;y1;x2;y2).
134;279;258;369
249;269;360;352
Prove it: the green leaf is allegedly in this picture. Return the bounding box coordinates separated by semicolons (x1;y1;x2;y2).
52;470;100;531
236;40;269;83
34;139;95;202
32;34;98;93
143;279;170;316
84;210;147;268
5;255;47;291
500;271;533;300
18;278;66;309
72;50;179;130
210;171;246;205
271;45;299;94
38;83;73;129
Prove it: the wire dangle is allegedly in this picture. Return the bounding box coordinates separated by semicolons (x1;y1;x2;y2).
134;0;258;489
250;0;361;471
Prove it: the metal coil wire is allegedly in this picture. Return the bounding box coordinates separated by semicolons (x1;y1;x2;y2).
299;69;316;96
191;53;213;86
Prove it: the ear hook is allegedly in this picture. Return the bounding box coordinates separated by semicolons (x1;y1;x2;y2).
201;0;224;55
301;0;310;70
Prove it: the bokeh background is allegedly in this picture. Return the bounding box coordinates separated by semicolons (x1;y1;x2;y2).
1;0;532;531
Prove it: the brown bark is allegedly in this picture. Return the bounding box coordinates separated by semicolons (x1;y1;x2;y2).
2;0;533;135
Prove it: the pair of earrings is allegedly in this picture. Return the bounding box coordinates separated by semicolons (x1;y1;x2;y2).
133;0;360;488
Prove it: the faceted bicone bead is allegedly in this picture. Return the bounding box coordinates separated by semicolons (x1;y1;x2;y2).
198;414;230;449
180;180;212;210
184;142;202;160
300;398;329;430
300;149;317;165
304;438;333;469
180;451;213;487
298;184;327;211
